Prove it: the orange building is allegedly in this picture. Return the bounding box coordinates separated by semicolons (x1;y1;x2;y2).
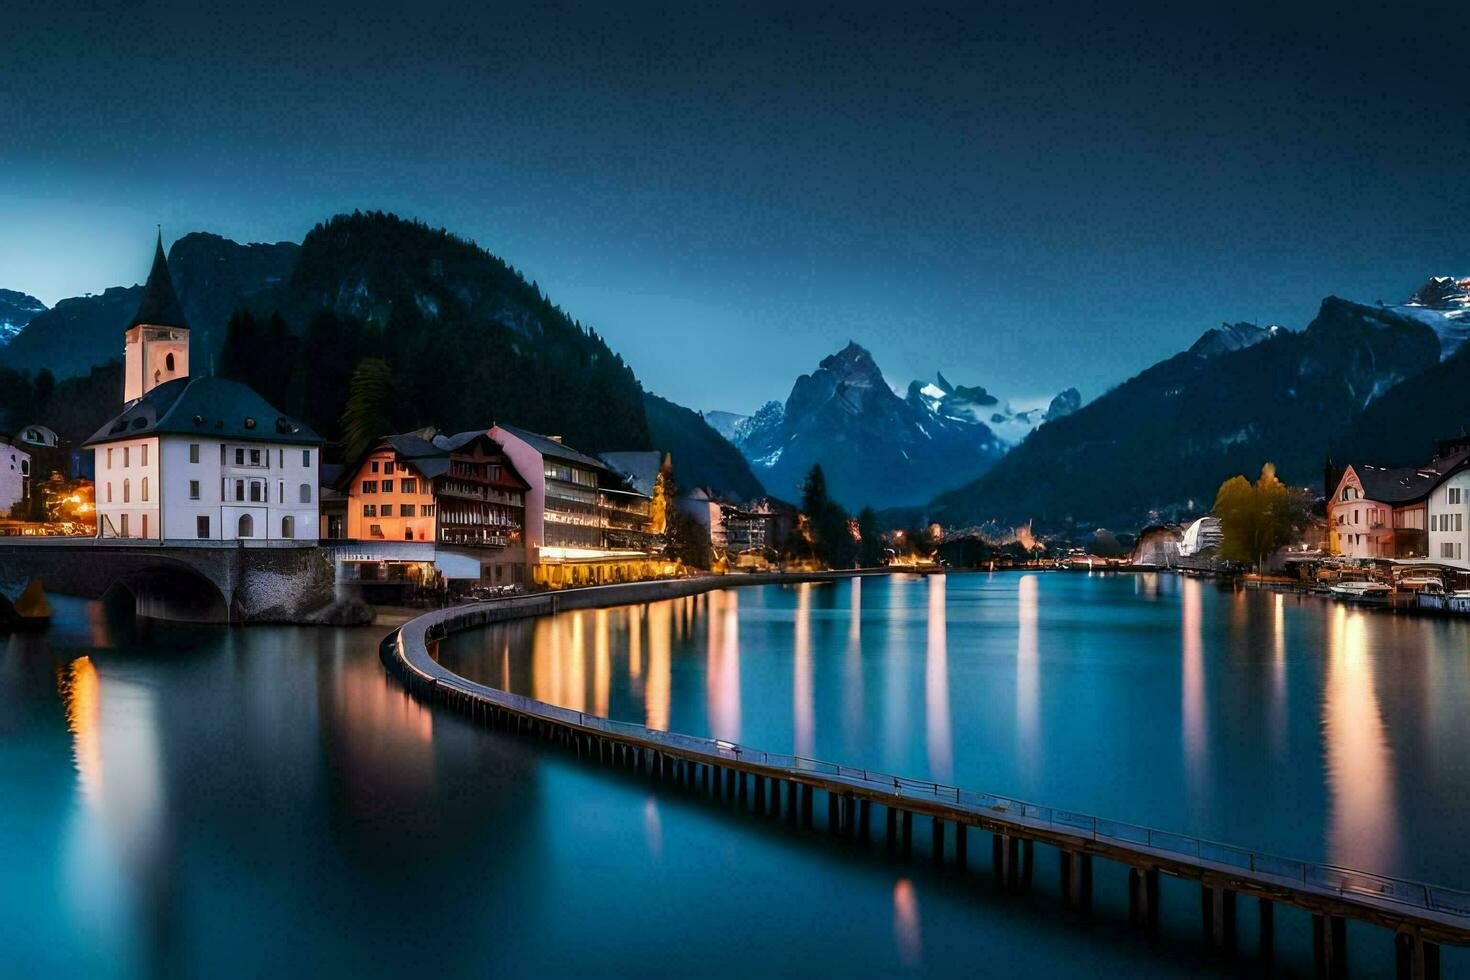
338;428;530;587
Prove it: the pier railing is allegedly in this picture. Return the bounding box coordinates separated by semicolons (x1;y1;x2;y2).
389;580;1470;943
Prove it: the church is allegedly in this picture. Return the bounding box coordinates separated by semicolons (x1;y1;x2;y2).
86;235;323;542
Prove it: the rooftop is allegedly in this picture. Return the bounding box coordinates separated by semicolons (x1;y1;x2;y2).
128;232;190;331
85;376;322;446
494;423;608;472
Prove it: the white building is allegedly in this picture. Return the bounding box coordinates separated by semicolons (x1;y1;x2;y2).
85;235;322;542
1427;465;1470;569
0;439;31;517
1178;516;1222;557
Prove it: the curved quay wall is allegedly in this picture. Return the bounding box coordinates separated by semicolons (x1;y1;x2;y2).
381;572;1468;978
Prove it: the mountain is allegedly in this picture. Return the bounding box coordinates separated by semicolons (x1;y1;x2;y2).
1389;276;1470;357
904;372;1075;446
216;211;650;453
704;410;747;442
0;289;46;346
1187;321;1282;358
928;299;1442;530
731;342;1010;509
1336;337;1470;467
642;393;766;500
3;234;297;378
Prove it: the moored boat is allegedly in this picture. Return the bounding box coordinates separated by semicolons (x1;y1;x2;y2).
1329;580;1392;605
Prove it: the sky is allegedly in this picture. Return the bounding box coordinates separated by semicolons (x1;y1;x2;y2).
3;1;1469;415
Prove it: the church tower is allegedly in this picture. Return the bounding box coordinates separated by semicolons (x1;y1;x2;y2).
123;232;191;402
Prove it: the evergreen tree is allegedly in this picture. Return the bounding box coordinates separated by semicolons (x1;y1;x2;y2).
339;358;397;462
857;507;884;567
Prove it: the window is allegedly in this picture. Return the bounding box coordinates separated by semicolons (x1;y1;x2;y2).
1432;515;1439;532
362;480;377;494
120;513;129;537
278;449;284;468
236;448;245;465
278;481;284;504
369;524;384;539
141;444;148;466
401;478;417;494
249;481;264;502
235;479;245;502
123;478;130;503
107;447;113;468
106;483;113;503
197;515;210;539
141;514;148;538
1452;487;1463;505
423;504;436;517
281;515;295;539
299;483;312;504
384;461;395;476
238;513;254;538
404;527;414;540
302;450;311;467
189;443;200;463
141;477;149;502
165;352;175;371
400;504;416;517
1458;514;1465;533
1353;508;1359;524
363;504;377;517
250;449;261;466
124;447;130;467
189;480;200;500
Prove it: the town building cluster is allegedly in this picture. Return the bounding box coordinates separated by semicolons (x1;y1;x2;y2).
8;236;794;593
1327;439;1470;570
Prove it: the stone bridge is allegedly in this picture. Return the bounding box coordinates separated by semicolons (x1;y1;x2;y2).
0;539;339;624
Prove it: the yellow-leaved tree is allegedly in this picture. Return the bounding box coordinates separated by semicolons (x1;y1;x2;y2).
1212;463;1293;569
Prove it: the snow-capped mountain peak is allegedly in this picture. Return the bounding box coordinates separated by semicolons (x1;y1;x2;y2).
0;288;47;346
1390;276;1470;358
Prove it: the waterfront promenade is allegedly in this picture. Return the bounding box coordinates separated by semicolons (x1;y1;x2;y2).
381;573;1470;979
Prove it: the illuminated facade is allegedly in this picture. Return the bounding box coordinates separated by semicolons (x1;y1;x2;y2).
490;424;664;587
338;428;529;585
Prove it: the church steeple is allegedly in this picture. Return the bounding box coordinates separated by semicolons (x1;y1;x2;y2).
128;230;190;331
122;230;191;402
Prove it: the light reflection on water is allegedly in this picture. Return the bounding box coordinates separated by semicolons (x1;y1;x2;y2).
440;572;1470;885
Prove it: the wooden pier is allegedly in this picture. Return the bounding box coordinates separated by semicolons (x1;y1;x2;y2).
381;590;1470;979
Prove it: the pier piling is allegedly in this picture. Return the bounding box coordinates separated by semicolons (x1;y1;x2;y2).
1314;914;1347;979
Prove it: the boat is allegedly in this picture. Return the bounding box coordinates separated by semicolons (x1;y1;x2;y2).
1329;580;1392;605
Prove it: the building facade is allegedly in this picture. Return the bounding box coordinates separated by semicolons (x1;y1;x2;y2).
1427;462;1470;570
490;423;661;587
86;235;322;542
1328;463;1432;559
337;428;529;586
0;439;31;517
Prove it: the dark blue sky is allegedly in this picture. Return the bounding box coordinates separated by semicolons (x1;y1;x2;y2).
3;1;1468;413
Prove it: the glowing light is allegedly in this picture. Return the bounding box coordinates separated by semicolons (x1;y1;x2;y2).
892;879;923;968
1181;576;1207;809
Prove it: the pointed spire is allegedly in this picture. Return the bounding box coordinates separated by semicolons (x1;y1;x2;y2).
127;229;190;331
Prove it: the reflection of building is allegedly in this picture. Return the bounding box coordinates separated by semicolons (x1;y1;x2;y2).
490;424;665;588
86;236;321;542
337;427;530;586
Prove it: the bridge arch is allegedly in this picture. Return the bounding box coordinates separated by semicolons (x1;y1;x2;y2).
99;558;232;624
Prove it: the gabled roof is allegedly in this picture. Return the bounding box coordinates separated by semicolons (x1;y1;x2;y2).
1342;449;1470;504
494;423;607;471
128;232;190;331
85;377;321;446
338;427;529;490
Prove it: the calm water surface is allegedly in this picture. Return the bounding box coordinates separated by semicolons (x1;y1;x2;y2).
5;573;1470;977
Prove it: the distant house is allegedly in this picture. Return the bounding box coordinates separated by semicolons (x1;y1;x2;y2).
1178;516;1222;557
0;438;31;517
1328;445;1470;560
1426;437;1470;570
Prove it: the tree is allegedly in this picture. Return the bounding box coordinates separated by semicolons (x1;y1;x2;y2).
339;358;397;462
800;464;856;568
1213;463;1293;569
